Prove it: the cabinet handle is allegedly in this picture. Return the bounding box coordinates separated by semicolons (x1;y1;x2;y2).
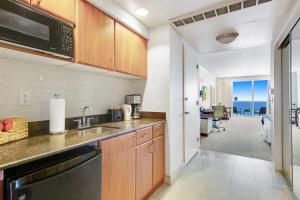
37;0;41;6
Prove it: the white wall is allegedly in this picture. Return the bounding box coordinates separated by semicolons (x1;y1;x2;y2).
133;25;172;178
135;24;199;182
216;75;271;107
136;25;170;113
0;58;137;122
169;27;185;179
199;66;216;108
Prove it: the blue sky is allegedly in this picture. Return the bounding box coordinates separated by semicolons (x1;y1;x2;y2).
233;80;268;101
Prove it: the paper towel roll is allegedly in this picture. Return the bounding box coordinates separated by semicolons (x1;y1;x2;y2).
49;98;65;134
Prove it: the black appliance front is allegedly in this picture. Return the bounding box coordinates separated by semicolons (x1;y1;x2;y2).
0;0;73;58
5;145;101;200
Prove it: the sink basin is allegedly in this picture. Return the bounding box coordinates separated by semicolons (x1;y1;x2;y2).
78;126;118;135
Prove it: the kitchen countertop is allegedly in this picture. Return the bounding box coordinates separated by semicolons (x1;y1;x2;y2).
0;118;165;170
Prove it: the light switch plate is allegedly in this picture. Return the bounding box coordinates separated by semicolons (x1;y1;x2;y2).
20;91;31;106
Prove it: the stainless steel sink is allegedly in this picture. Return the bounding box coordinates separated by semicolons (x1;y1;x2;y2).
78;126;118;135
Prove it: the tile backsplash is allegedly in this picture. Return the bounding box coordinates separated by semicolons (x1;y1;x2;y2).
0;58;139;122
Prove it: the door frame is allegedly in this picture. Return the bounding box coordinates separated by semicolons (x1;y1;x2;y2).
280;35;293;188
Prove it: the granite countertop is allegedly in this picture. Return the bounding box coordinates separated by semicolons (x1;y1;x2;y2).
0;118;165;170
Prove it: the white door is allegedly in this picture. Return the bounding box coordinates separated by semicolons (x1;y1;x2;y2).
183;44;200;164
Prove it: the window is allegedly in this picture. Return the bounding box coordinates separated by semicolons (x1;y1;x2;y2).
232;80;268;116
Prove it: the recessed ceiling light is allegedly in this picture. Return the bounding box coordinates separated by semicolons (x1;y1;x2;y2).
135;8;149;17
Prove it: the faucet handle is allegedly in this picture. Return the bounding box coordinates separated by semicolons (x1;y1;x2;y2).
87;117;93;126
74;119;82;128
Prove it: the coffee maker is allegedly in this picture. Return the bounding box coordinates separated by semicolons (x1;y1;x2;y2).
126;94;142;119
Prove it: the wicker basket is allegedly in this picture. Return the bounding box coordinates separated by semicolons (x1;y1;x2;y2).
0;118;28;145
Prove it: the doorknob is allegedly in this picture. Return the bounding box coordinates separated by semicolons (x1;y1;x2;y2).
184;112;190;115
184;98;188;101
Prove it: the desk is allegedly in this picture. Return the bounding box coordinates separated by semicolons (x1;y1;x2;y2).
200;117;213;136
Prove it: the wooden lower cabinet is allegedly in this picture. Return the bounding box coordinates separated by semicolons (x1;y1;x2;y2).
153;135;165;188
136;140;154;200
101;123;165;200
101;132;136;200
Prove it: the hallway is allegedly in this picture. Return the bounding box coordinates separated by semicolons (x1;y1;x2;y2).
149;151;292;200
200;117;271;161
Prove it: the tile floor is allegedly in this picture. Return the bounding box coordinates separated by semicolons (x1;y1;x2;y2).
149;150;294;200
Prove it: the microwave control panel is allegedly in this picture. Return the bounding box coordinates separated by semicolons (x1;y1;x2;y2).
61;24;73;57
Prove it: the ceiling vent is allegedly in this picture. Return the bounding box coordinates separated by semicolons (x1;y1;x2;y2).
171;0;272;27
243;0;257;8
258;0;272;4
173;20;184;27
182;17;194;24
193;14;205;22
216;7;229;16
204;10;216;19
229;2;242;12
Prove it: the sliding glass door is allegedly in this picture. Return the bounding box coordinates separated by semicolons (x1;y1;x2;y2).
232;81;253;116
253;80;268;116
232;80;268;116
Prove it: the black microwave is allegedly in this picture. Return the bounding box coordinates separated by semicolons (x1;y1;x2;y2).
0;0;74;59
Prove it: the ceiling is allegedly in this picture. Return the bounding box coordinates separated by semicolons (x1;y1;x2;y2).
113;0;293;77
198;44;271;77
175;0;293;54
111;0;224;27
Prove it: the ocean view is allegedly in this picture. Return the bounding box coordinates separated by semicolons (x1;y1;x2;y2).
233;101;267;116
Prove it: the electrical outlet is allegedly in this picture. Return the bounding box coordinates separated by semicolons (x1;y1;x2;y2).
20;91;31;106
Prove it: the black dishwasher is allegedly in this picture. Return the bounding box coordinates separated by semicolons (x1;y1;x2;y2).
4;145;101;200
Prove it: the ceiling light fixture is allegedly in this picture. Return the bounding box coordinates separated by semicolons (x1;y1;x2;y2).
216;32;239;44
135;8;149;17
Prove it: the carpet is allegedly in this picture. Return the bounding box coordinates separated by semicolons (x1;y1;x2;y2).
200;117;272;161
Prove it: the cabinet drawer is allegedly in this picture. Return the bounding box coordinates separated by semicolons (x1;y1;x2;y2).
153;122;164;138
137;126;153;145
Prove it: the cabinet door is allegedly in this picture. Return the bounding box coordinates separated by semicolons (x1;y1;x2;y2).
133;34;148;78
115;22;133;74
136;141;153;200
153;122;164;138
31;0;76;23
76;0;114;70
153;135;165;188
101;132;136;200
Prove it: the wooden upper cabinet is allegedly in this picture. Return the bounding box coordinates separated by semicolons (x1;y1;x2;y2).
133;34;148;78
31;0;76;24
76;0;114;70
153;135;165;189
136;141;153;200
115;22;134;74
115;22;148;78
101;132;136;200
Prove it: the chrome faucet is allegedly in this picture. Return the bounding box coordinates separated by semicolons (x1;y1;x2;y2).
74;105;93;129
